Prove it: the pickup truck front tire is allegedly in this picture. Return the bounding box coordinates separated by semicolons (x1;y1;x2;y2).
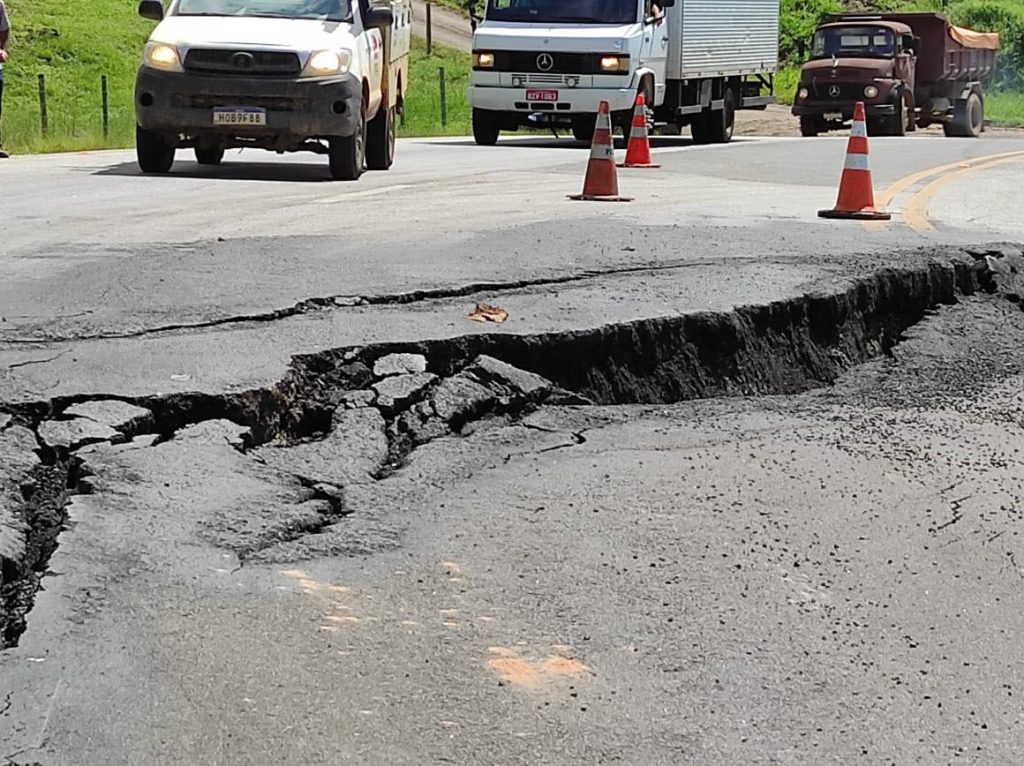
329;102;366;181
136;125;175;174
366;105;396;171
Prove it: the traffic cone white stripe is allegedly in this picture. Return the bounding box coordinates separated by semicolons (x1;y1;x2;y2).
850;121;868;138
844;153;871;171
591;143;615;161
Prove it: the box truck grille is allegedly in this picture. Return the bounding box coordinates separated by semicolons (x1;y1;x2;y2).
488;51;626;75
184;49;302;76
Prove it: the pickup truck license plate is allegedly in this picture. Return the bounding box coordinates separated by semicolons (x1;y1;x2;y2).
212;108;267;126
526;89;558;102
824;112;843;121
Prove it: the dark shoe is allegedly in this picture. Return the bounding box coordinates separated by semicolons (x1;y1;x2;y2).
0;150;9;158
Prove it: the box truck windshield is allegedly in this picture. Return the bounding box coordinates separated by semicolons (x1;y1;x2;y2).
485;0;638;25
176;0;351;22
812;27;896;59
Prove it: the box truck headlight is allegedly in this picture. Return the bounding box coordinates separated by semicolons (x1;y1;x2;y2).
600;55;630;73
798;87;809;101
143;42;183;72
864;85;879;99
304;49;352;77
474;52;495;68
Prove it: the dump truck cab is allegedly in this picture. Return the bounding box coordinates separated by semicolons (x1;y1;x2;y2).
794;12;1000;139
793;19;917;136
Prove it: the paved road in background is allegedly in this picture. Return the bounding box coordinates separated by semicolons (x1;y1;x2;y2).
3;131;1024;764
2;133;1023;401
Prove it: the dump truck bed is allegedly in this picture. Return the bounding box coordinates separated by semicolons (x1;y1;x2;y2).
831;12;999;86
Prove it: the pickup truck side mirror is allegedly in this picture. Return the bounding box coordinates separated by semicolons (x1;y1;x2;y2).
138;0;164;20
659;0;676;6
364;5;394;30
467;0;482;23
902;34;918;54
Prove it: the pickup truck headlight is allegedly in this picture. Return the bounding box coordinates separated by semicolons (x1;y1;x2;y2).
864;85;879;99
600;55;630;73
303;49;352;77
798;87;810;100
143;41;183;72
473;52;495;68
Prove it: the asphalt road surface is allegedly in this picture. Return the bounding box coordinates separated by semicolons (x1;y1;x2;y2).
2;130;1024;765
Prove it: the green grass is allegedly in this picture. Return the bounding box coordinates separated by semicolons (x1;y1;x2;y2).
400;37;472;137
987;90;1024;124
2;0;151;153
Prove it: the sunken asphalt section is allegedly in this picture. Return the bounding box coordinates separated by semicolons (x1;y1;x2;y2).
3;244;1024;762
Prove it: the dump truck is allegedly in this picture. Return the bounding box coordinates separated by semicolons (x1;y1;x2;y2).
134;0;412;179
793;12;1000;138
467;0;778;145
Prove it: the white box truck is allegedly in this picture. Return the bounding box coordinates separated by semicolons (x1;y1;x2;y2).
468;0;778;145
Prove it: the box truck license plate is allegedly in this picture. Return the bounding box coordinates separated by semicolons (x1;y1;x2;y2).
212;108;267;126
526;90;558;102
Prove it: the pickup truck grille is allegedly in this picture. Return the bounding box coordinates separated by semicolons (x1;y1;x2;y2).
174;93;310;111
184;49;301;76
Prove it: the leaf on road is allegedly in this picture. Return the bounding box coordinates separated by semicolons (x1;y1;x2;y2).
467;303;509;324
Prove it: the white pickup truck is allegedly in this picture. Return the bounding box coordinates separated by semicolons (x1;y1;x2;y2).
469;0;778;145
134;0;411;179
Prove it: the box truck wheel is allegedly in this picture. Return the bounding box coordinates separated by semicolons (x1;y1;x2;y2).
329;100;366;181
136;125;175;174
945;93;983;138
571;117;595;143
366;104;396;170
707;89;736;144
473;109;501;146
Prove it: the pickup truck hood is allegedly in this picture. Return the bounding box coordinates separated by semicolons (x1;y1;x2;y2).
473;21;638;53
801;57;895;82
150;16;354;52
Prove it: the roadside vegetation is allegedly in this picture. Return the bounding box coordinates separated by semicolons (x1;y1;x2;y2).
0;0;1021;154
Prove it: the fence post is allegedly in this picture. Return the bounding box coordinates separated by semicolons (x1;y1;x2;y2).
438;66;447;127
426;2;433;56
37;74;48;137
101;75;110;140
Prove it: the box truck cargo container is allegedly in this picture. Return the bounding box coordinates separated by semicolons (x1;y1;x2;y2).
468;0;779;145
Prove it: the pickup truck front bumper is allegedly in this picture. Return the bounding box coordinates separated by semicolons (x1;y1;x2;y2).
135;67;362;141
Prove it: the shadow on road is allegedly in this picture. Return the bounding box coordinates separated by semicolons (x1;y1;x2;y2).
419;136;769;150
92;159;333;183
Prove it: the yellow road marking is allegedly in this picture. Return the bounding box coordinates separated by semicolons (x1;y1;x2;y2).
903;155;1024;235
863;150;1024;233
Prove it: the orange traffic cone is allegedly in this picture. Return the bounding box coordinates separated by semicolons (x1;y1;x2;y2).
819;102;891;221
569;101;633;202
619;93;660;169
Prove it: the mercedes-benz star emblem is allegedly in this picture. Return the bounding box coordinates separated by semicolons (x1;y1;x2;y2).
829;85;842;98
232;52;255;69
536;53;554;72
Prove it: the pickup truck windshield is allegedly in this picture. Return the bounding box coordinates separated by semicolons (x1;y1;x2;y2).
176;0;351;22
486;0;638;25
812;26;896;59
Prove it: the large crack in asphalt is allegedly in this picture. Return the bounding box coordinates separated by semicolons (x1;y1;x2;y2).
1;245;1022;650
0;258;748;345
